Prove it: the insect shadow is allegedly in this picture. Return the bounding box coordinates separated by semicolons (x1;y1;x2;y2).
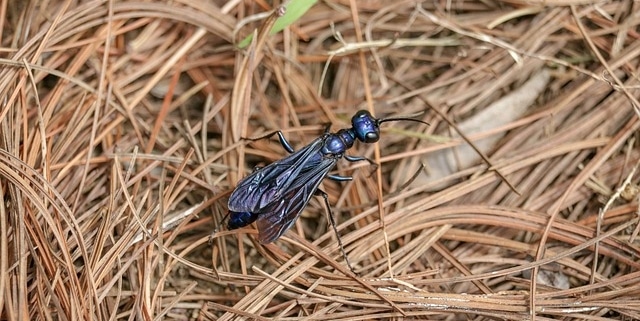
221;109;427;272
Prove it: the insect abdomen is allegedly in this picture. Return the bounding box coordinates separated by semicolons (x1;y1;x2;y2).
228;211;260;230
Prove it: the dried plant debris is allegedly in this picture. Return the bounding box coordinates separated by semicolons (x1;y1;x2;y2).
411;69;551;190
1;1;639;320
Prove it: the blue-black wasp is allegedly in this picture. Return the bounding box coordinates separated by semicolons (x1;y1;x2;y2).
225;109;427;270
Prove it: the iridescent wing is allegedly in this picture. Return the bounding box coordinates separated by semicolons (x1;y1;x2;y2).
227;137;324;213
254;155;339;243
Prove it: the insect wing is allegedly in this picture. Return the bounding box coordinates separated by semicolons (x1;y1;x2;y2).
255;156;338;243
228;138;324;213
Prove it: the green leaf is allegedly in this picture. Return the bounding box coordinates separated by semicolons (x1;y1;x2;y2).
237;0;317;48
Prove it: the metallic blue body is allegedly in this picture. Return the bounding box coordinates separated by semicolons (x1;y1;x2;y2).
226;110;423;244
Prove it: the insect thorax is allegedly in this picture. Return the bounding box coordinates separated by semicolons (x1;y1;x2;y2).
321;129;356;155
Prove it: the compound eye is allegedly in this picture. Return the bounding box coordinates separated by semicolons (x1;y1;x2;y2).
364;132;379;143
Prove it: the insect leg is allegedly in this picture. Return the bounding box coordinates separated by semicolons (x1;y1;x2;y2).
315;188;355;273
243;131;295;153
344;154;379;176
327;155;378;182
344;154;376;166
327;174;352;182
275;131;296;154
208;210;233;245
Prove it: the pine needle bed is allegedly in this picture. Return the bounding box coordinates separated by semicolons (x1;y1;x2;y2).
1;1;639;320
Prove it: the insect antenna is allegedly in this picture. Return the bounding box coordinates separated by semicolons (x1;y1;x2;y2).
376;111;429;126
